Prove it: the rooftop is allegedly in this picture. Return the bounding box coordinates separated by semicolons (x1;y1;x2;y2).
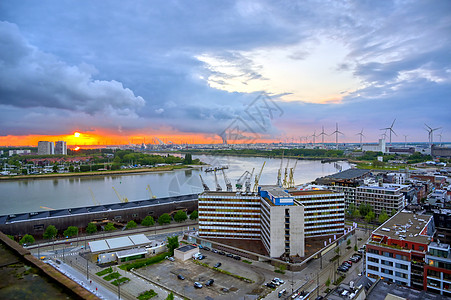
260;185;291;198
366;279;448;300
372;212;433;245
176;245;197;252
324;169;370;180
88;234;151;253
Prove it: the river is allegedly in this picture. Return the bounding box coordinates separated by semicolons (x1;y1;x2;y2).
0;155;350;215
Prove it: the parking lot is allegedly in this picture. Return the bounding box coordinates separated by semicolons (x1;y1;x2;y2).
137;249;275;300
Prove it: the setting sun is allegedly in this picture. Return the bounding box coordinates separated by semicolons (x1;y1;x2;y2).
74;132;81;138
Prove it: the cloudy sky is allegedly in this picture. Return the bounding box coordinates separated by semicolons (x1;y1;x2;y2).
0;0;450;146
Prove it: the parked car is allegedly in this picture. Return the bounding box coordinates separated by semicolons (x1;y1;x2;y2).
198;255;206;260
206;279;214;286
165;256;175;261
218;251;225;255
265;282;276;289
214;262;222;268
271;280;281;286
233;255;241;260
226;253;234;258
203;247;211;251
274;277;285;284
212;249;218;253
177;274;185;280
198;245;203;249
278;289;287;298
194;282;203;288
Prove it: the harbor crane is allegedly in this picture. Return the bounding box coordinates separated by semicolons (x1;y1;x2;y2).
89;187;99;205
222;169;233;192
287;160;298;188
214;170;223;191
277;151;284;186
282;159;290;188
112;186;128;203
236;170;251;191
253;161;266;192
146;184;157;199
244;168;255;193
199;174;210;191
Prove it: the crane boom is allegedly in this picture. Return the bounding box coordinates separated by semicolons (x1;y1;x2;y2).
288;159;298;188
277;151;284;186
199;174;210;191
253;161;266;192
283;159;290;188
245;168;255;193
89;187;98;205
236;170;250;191
112;186;128;203
214;170;222;191
222;169;233;192
146;184;157;199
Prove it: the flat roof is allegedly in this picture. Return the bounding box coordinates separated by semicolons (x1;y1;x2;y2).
325;169;370;180
116;248;147;258
260;185;291;198
372;212;432;244
89;234;151;253
0;193;198;224
367;279;448;300
176;245;197;252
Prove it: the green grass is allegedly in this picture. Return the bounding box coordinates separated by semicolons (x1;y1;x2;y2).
103;272;121;281
119;251;171;271
112;277;130;286
274;269;285;274
96;267;113;276
333;275;346;285
242;260;252;264
137;289;158;300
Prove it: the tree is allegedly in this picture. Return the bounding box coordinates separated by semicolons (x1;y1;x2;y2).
347;203;356;217
43;225;58;240
167;236;179;255
20;234;35;245
354;245;358;252
183;153;193;164
104;222;116;231
126;220;137;229
173;210;187;223
141;216;155;226
359;203;373;217
7;235;14;241
365;211;376;223
165;292;174;300
86;222;97;234
325;278;331;288
190;210;198;220
347;239;351;246
352;209;361;218
158;213;171;225
391;208;397;216
69;165;74;172
378;210;389;223
53;164;58;173
63;226;78;238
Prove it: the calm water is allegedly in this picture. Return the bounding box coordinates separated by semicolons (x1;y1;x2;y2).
0;155;350;215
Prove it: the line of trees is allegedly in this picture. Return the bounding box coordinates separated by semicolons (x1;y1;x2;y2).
347;203;394;224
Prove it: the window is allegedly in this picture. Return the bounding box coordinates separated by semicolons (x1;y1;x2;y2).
381;260;393;266
368;257;379;263
383;251;394;258
368;265;379;271
395;263;408;270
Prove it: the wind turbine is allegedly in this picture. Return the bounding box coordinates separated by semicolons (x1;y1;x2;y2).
356;128;365;148
437;132;443;146
318;126;327;148
403;135;408;148
329;123;344;150
424;123;441;146
312;130;317;145
380;119;397;146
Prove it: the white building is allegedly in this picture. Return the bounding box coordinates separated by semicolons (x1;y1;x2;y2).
8;149;31;156
55;141;67;155
362;139;386;153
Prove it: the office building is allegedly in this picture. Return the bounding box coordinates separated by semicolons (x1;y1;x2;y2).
198;185;345;258
365;211;435;290
355;183;407;216
55;141;67;155
424;242;451;296
8;149;31;156
37;141;54;155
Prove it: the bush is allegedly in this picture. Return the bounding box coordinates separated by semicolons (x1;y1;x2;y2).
112;277;130;286
96;267;113;276
190;210;198;220
104;222;116;231
165;292;174;300
141;216;155;226
103;272;121;281
43;225;57;239
86;222;98;234
63;226;78;238
138;289;158;300
119;252;170;271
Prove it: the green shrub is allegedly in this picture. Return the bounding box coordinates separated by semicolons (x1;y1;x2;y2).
137;289;158;300
112;277;130;286
96;267;113;276
103;272;121;281
119;252;170;271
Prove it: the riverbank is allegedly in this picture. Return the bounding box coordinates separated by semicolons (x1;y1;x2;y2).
0;165;202;181
182;151;349;162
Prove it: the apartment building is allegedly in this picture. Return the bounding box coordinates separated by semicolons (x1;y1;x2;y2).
355;183;407;216
55;141;67;155
37;141;54;155
199;185;344;258
365;211;435;290
424;242;451;296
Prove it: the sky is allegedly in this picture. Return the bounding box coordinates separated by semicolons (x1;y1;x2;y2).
0;0;450;146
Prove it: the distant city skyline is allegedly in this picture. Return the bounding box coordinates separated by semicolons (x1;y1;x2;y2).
0;1;450;146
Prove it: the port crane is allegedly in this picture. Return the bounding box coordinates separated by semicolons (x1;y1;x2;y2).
214;170;222;191
244;168;255;193
199;174;210;191
277;151;284;186
287;160;298;188
253;161;266;192
146;184;157;199
222;169;233;192
112;186;128;203
236;170;251;191
89;187;99;205
283;159;290;188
